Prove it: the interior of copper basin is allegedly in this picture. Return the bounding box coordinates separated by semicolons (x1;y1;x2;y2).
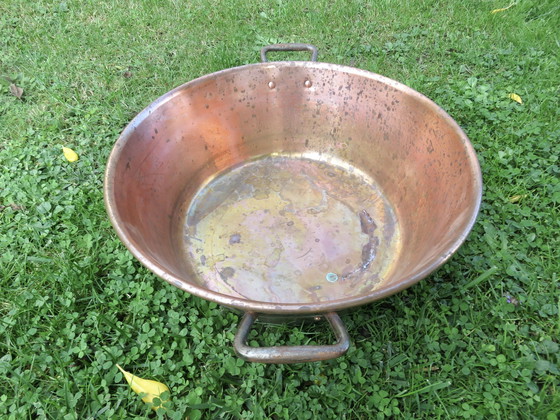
182;153;401;303
106;62;481;307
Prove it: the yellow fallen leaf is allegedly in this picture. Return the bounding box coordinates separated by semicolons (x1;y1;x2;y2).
116;364;170;410
508;194;526;203
62;146;79;162
491;4;515;14
508;93;522;104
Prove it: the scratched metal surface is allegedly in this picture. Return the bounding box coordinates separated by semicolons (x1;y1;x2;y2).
183;152;400;303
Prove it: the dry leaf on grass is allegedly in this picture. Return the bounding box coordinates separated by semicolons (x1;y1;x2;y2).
116;364;170;410
9;83;23;99
508;194;526;203
491;4;516;14
508;93;523;104
62;147;79;162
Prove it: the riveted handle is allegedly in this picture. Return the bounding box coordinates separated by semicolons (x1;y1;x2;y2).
233;312;350;363
260;43;318;62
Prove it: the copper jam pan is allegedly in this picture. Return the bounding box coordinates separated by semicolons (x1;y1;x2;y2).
104;44;482;363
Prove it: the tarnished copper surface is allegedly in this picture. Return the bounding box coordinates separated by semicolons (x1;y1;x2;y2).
183;153;400;303
104;57;482;317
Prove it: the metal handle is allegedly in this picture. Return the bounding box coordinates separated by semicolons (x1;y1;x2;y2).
260;43;318;62
233;312;350;363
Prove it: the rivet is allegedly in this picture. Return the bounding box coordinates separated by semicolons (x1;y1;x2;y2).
304;79;312;88
268;81;276;89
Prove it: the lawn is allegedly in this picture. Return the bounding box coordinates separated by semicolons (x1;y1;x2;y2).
1;0;559;418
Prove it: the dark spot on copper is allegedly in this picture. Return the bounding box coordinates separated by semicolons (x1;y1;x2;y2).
219;267;235;280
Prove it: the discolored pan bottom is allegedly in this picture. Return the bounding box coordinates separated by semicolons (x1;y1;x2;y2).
182;153;401;304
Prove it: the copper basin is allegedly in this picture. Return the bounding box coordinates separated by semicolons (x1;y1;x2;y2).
104;44;482;363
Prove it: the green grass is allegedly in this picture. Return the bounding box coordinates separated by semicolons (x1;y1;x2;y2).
1;0;559;418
